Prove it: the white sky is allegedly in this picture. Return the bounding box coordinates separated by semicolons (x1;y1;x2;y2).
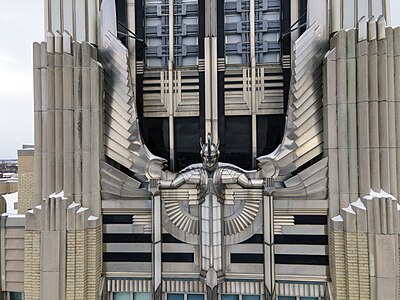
0;1;399;158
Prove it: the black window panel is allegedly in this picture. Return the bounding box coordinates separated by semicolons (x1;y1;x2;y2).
274;235;328;245
103;234;152;243
175;117;201;171
299;0;308;36
162;234;185;244
231;254;264;264
239;234;264;244
115;0;128;46
162;253;194;263
257;115;285;157
275;254;329;266
142;117;170;166
223;116;252;170
103;215;133;224
103;252;151;262
294;215;328;225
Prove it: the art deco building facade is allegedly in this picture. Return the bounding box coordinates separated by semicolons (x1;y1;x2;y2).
0;0;399;299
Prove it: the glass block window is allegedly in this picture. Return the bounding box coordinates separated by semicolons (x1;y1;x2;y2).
145;0;199;67
187;294;205;300
10;293;23;300
167;294;185;300
134;293;151;300
221;295;240;300
242;296;260;300
113;292;131;300
224;0;280;64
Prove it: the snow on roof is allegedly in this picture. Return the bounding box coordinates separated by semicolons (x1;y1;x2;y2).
363;189;396;200
332;215;343;222
2;192;18;214
351;198;366;210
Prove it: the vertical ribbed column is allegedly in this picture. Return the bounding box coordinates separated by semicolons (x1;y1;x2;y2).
81;42;92;209
63;32;74;198
73;42;82;204
33;42;43;205
386;27;397;199
336;30;350;209
54;31;64;193
367;18;380;192
47;32;56;196
346;29;359;201
394;28;400;200
377;17;390;193
90;57;103;217
324;48;339;217
41;41;49;198
356;18;371;195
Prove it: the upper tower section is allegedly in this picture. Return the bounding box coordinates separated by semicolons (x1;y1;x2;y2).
44;0;100;44
330;0;391;33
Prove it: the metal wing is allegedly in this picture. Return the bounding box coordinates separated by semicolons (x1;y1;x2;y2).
258;22;328;177
98;0;166;180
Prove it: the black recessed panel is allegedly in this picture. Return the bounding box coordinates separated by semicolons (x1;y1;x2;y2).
294;215;328;225
275;254;329;266
103;215;133;224
162;234;185;244
103;252;151;262
231;254;264;264
274;235;328;245
299;0;308;36
239;234;264;244
142;117;170;165
175;117;201;171
162;253;194;263
103;233;152;243
115;0;127;46
223;116;252;170
257;115;286;157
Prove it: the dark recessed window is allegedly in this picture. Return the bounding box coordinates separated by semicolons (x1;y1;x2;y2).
231;253;264;264
257;115;285;157
223;116;252;170
103;252;151;262
115;0;128;46
142;117;170;165
175;117;201;171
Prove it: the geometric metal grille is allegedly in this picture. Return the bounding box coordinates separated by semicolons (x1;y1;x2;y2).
225;0;280;64
145;0;199;67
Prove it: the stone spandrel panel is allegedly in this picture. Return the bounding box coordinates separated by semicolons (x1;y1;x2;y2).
0;215;25;293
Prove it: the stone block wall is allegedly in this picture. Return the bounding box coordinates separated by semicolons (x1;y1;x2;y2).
18;147;34;213
24;231;41;299
24;193;102;300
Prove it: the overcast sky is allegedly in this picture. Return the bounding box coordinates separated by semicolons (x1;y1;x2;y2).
0;1;400;158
